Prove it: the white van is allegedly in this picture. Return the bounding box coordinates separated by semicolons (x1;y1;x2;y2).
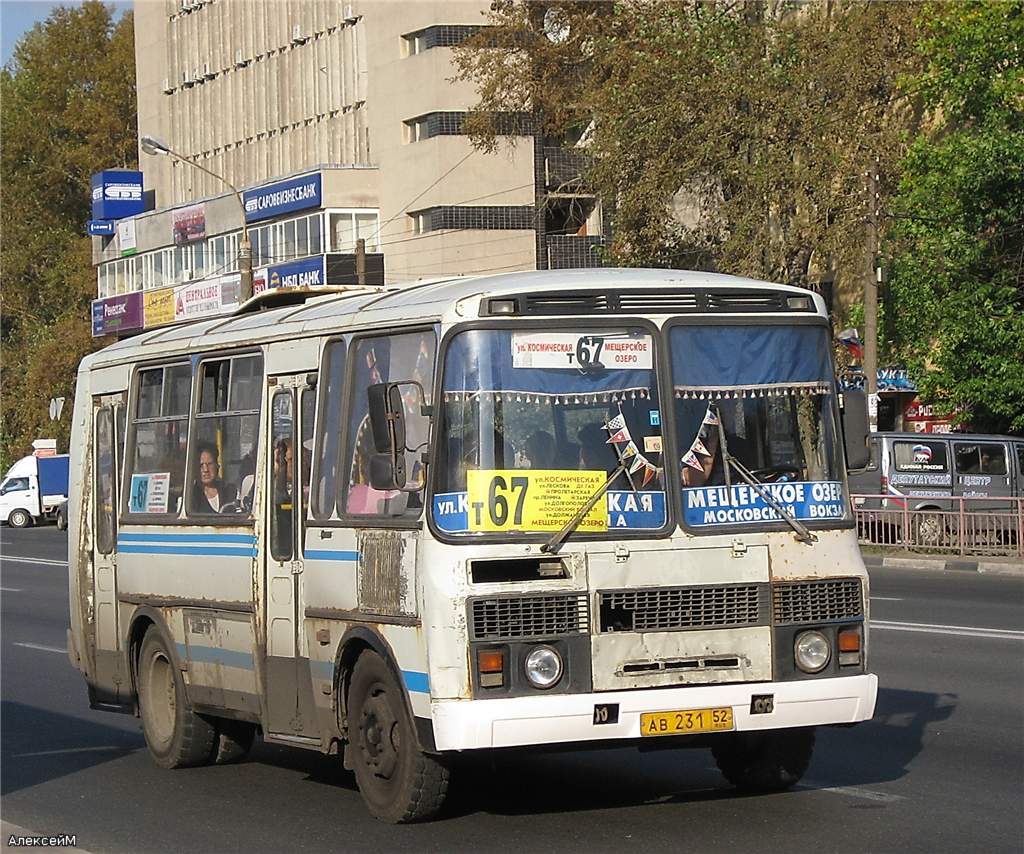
0;454;70;528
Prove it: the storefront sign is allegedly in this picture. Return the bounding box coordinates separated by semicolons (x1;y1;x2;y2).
174;280;221;320
118;219;137;256
903;397;957;434
172;203;206;245
511;332;654;370
244;173;321;223
91;292;144;337
87;220;115;236
144;289;175;328
256;256;325;294
91;170;144;221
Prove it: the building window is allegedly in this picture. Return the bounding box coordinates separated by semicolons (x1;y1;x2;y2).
329;210;380;253
409;205;534;232
402;25;485;56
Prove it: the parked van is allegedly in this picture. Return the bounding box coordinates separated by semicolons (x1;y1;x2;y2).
849;432;1024;535
0;454;70;528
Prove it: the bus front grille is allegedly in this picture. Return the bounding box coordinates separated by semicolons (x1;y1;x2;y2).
772;578;863;625
469;594;589;641
598;584;768;633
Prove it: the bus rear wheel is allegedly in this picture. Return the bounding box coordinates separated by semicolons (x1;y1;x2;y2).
348;652;449;823
137;629;216;769
712;726;815;792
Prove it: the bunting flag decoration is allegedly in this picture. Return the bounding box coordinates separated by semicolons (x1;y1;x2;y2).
640;465;658;487
629;454;648;475
682;451;705;472
606;428;630;445
702;406;720;426
620;442;639;460
604;413;626;432
692;438;711;458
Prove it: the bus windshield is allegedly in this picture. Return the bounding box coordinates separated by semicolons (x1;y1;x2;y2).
670;324;847;529
433;327;667;536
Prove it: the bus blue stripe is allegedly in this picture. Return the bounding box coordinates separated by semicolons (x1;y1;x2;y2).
403;671;429;694
303;549;360;562
118;544;256;557
118;532;256;544
176;643;255;670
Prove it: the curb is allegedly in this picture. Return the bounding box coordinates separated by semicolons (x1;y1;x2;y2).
860;552;1024;576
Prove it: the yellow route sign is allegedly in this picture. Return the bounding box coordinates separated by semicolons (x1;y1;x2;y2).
466;469;608;532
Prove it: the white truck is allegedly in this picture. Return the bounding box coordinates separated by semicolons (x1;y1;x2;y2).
0;454;70;528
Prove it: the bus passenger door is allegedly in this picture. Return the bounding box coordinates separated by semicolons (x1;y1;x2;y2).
264;376;317;735
92;397;124;656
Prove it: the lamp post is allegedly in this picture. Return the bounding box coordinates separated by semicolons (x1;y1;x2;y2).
140;134;253;302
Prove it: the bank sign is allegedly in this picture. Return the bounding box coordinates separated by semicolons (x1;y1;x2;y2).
243;173;321;223
92;292;144;337
255;256;325;295
682;481;846;527
91;170;145;221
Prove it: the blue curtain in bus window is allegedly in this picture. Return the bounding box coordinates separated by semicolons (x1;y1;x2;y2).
442;329;652;397
671;325;831;396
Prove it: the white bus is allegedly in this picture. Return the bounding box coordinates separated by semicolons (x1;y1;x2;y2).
68;269;876;823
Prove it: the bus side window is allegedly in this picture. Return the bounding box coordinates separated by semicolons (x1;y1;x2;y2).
95;406;117;554
341;329;436;518
125;362;191;517
187;354;263;517
311;339;347;522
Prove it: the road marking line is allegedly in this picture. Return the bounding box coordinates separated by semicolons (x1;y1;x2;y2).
0;586;22;592
12;642;66;654
0;555;68;566
13;745;132;757
871;620;1024;640
870;596;903;601
800;781;905;803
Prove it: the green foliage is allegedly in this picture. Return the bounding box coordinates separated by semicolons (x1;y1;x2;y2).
454;1;923;291
887;2;1024;433
0;2;137;470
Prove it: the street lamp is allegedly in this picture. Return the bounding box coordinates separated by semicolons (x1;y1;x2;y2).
140;134;254;302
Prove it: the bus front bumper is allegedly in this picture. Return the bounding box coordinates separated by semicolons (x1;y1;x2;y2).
430;673;877;751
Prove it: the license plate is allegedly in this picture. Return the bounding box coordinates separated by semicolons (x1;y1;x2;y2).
640;707;734;737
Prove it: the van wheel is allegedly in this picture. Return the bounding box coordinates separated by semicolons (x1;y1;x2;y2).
914;512;944;548
348;652;449;823
712;727;815;792
55;509;67;531
137;629;216;768
212;718;257;764
8;509;32;529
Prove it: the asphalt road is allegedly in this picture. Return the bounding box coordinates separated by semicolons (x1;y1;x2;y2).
2;525;1023;854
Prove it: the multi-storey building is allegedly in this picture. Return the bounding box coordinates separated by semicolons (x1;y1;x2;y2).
91;0;605;338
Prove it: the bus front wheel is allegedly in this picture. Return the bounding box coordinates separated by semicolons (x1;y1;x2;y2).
348;651;449;823
137;629;216;769
711;726;815;792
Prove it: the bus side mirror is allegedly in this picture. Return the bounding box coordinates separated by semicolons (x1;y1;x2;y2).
368;383;408;490
840;390;870;470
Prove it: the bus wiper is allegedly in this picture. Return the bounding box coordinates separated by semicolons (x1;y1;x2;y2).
541;461;627;555
717;423;816;545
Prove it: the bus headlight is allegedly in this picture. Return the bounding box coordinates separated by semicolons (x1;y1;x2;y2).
524;645;563;689
794;630;831;673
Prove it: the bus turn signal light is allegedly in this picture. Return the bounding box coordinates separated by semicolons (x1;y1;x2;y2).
838;627;861;666
478;650;504;687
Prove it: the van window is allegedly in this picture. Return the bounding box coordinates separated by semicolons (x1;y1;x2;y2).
954;442;1007;476
341;330;436;518
126;362;191;516
187;354;263;516
1016;444;1024;477
893;439;948;472
1;477;29;494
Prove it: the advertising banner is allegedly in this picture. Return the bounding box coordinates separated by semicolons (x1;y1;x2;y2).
91;170;144;221
118;218;137;256
174;280;221;320
91;292;144;337
172;203;206;245
244;173;321;223
144;289;175;328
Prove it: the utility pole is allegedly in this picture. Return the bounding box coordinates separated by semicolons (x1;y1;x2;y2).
864;158;880;432
355;238;366;286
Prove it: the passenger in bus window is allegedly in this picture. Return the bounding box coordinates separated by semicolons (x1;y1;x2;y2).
524;430;556;469
191;442;237;513
577;424;616;473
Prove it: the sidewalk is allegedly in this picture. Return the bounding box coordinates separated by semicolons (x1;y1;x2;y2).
860;549;1024;576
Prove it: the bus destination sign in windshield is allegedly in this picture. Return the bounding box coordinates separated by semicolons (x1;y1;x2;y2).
511;332;653;370
683;481;845;527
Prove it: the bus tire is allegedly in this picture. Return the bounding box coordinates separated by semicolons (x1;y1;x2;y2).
137;629;216;769
8;509;32;529
711;726;815;792
348;651;449;823
211;718;257;764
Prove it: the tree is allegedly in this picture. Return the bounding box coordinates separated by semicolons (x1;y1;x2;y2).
0;2;137;469
886;2;1024;434
454;1;923;297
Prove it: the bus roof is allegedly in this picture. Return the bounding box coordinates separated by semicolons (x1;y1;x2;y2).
80;268;821;371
